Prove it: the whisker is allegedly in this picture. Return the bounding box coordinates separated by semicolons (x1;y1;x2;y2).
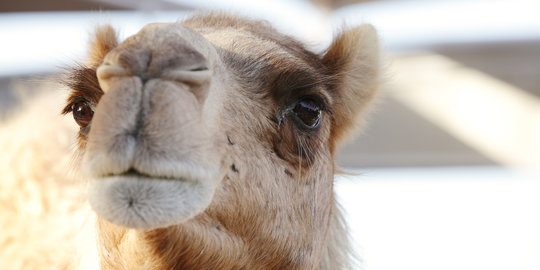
297;134;303;178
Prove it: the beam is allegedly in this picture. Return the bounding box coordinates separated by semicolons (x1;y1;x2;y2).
388;53;540;172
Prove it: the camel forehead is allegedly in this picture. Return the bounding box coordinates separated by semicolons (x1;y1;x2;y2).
118;20;318;83
117;22;215;57
203;28;291;57
180;15;323;71
126;22;296;59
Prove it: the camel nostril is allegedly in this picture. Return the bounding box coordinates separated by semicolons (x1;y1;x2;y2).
189;66;209;72
161;67;211;85
96;64;131;90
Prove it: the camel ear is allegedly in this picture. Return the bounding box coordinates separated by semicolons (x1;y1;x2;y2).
87;25;118;67
322;24;381;149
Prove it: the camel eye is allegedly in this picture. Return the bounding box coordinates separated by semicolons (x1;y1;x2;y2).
293;98;321;128
72;101;93;127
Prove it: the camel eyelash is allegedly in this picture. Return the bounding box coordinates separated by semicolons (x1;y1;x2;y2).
61;65;104;113
277;95;327;132
62;97;94;115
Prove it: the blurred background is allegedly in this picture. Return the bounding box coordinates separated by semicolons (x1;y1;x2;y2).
1;1;539;269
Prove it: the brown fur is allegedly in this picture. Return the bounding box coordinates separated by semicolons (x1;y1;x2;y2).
322;24;381;150
87;25;119;68
0;91;91;270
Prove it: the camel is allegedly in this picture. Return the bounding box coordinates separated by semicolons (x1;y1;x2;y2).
1;12;380;269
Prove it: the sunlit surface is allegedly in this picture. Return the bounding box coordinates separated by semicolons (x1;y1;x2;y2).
2;0;540;76
334;0;540;49
337;167;540;270
389;53;540;171
0;11;190;76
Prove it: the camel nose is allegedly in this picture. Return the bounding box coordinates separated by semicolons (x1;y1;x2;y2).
84;23;219;179
96;23;210;87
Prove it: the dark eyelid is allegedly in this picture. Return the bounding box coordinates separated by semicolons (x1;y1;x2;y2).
62;97;92;115
298;94;327;111
287;92;330;114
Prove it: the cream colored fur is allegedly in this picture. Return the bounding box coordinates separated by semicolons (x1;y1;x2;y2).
0;90;98;269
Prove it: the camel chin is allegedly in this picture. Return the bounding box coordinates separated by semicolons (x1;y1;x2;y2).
88;175;216;230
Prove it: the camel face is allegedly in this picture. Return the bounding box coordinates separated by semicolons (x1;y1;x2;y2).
63;13;380;269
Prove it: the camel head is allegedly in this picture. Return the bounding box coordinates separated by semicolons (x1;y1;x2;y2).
63;13;379;269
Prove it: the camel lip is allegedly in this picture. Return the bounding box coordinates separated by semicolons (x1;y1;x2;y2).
88;175;217;230
123;168;147;177
123;168;162;179
84;159;219;185
101;168;190;182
